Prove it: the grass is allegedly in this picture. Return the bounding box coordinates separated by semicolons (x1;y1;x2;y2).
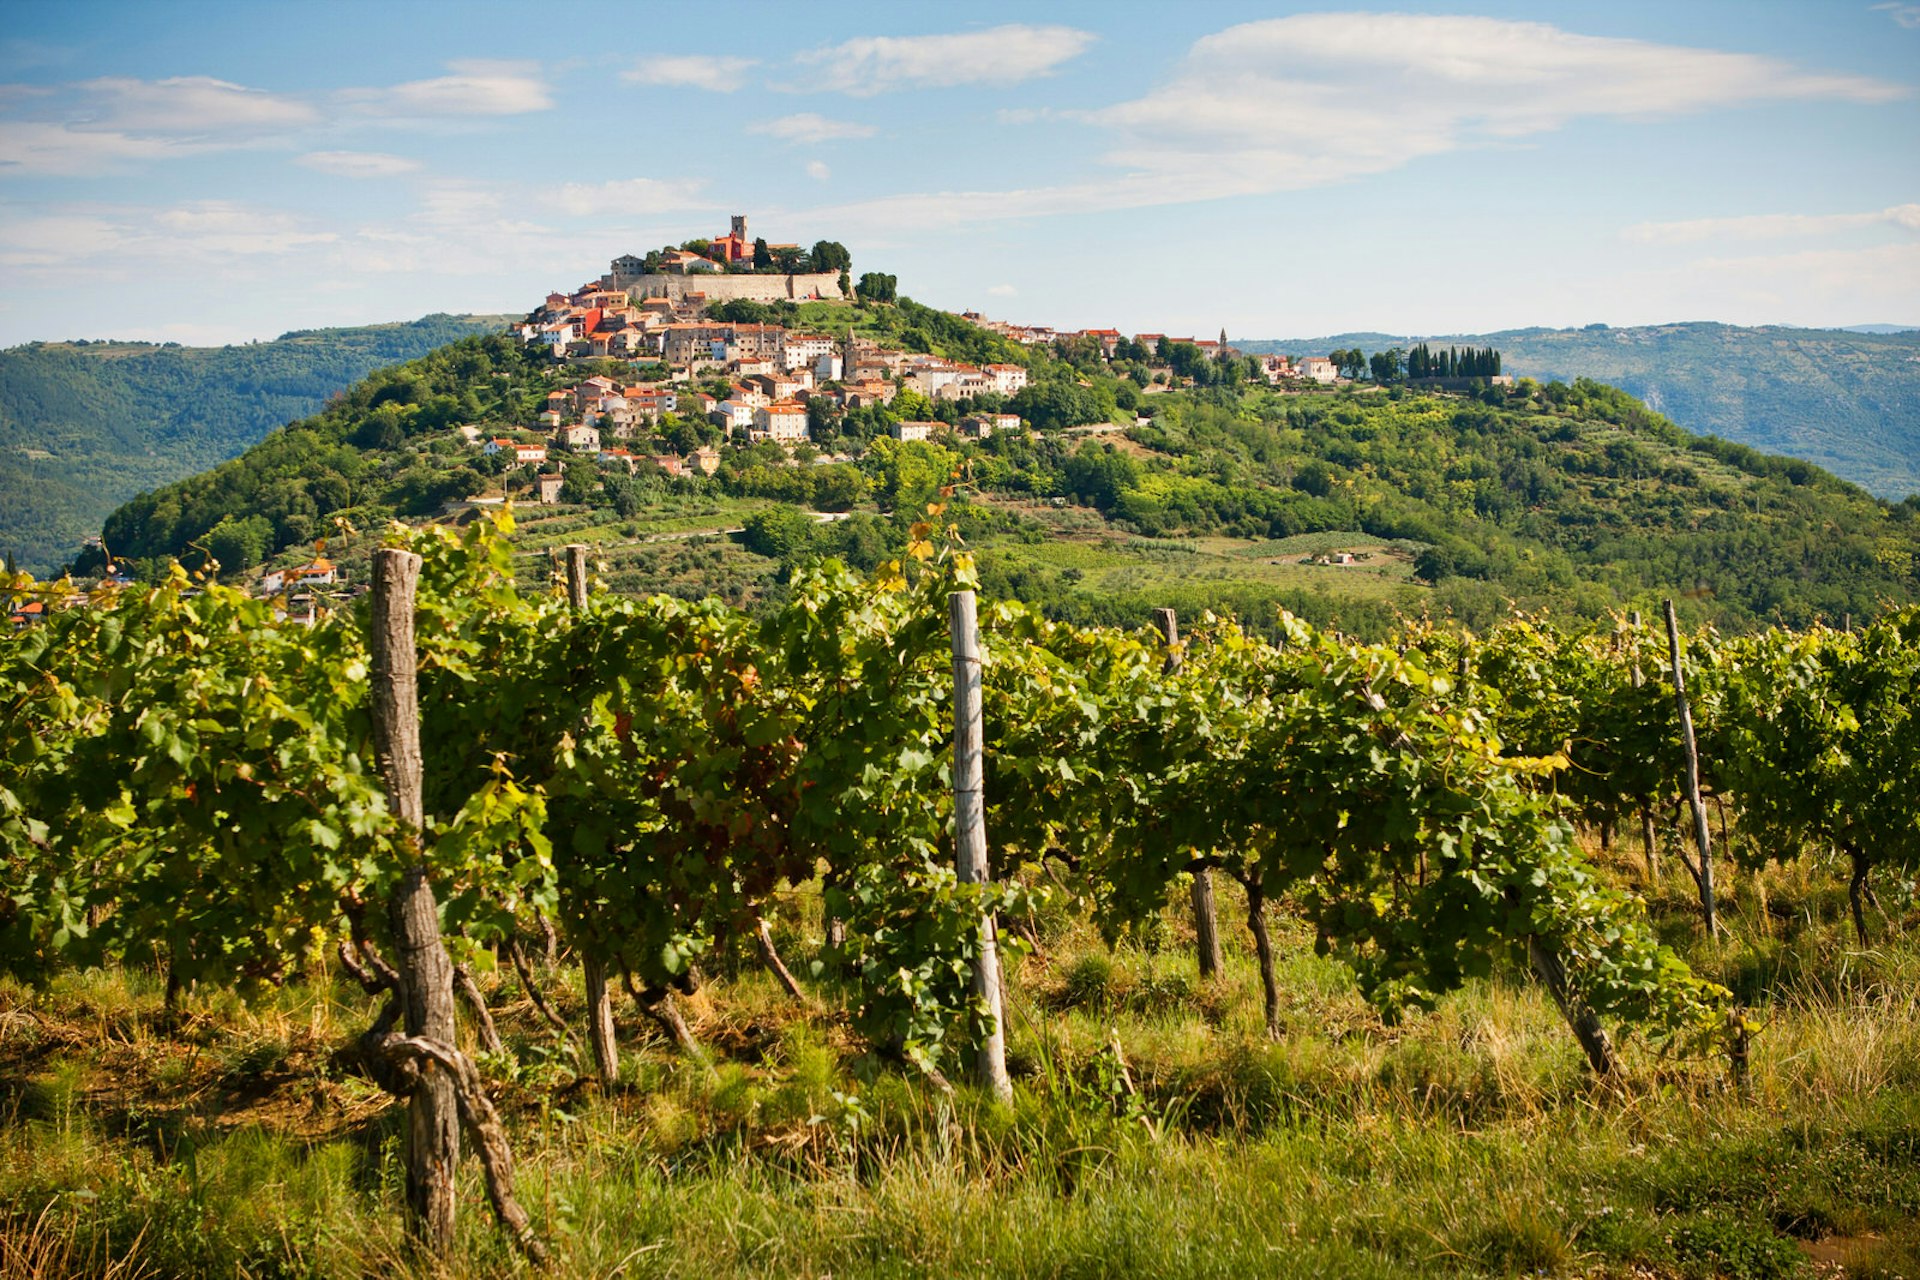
3;853;1918;1279
977;527;1428;612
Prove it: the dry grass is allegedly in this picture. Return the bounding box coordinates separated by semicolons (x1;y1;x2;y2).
3;855;1918;1278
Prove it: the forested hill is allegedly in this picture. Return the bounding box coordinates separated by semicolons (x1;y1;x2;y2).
79;309;1920;636
1239;324;1920;500
0;313;507;574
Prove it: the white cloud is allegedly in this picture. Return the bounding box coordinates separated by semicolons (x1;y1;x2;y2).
806;160;831;182
545;176;711;218
0;212;131;266
792;24;1095;95
0;199;335;271
1085;15;1905;196
344;61;551;117
72;75;318;131
750;113;876;144
0;75;317;176
151;200;340;255
987;283;1018;297
0;121;211;175
625;54;758;93
805;15;1908;232
1683;240;1920;315
297;150;420;178
1872;3;1920;29
1624;203;1920;244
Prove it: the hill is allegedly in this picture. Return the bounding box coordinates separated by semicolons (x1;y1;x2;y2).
0;314;508;574
78;300;1920;637
1239;323;1920;500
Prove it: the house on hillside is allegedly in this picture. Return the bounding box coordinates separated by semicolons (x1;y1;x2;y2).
838;380;896;408
962;412;1019;438
711;399;756;432
282;558;338;587
985;363;1029;395
784;333;836;372
1298;356;1339;384
752;401;810;444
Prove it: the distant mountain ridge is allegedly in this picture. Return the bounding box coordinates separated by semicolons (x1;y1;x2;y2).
1238;323;1920;500
0;314;508;574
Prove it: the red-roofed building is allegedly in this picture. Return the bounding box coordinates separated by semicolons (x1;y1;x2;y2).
752;400;810;444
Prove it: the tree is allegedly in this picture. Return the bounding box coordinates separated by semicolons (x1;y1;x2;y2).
810;240;852;273
662;416;719;455
1369;348;1405;384
810;464;868;512
740;506;816;560
753;237;773;270
1062;444;1140;510
559;464;600;505
864;437;954;512
1008;380;1104;432
855;272;898;304
204;514;273;575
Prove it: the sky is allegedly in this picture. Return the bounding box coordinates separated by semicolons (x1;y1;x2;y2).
0;0;1915;348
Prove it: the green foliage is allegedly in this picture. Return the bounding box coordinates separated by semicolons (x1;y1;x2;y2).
855;273;897;304
1245;323;1920;498
740;506;816;560
827;861;1039;1076
91;334;541;574
0;314;505;574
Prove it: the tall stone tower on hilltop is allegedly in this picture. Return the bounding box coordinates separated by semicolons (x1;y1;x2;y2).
731;215;748;243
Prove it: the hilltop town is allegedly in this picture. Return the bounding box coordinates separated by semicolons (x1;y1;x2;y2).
485;214;1507;504
47;217;1542;622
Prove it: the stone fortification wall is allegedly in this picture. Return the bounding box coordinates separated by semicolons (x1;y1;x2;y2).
624;272;844;304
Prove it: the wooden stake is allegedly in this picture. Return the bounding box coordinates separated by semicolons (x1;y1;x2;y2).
1243;872;1281;1040
1156;607;1223;981
370;547;460;1252
379;1036;549;1265
1527;936;1616;1075
565;543;620;1086
1664;600;1717;936
1628;611;1658;882
453;964;503;1056
951;589;1012;1102
755;916;806;1001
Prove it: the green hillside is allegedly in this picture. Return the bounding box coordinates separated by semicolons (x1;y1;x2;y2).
0;314;507;574
82;305;1920;636
1240;323;1920;499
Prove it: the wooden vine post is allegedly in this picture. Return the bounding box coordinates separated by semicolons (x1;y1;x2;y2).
1156;607;1223;980
1665;599;1718;936
370;548;461;1251
1526;933;1616;1076
951;588;1013;1103
1628;611;1659;881
567;544;620;1086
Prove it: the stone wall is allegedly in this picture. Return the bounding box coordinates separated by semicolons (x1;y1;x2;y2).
623;272;845;304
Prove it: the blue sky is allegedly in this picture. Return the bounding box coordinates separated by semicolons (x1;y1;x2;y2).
0;1;1914;347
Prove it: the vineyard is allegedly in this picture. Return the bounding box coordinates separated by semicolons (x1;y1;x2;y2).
3;509;1919;1277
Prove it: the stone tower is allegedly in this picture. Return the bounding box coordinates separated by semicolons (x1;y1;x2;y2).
731;215;748;242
